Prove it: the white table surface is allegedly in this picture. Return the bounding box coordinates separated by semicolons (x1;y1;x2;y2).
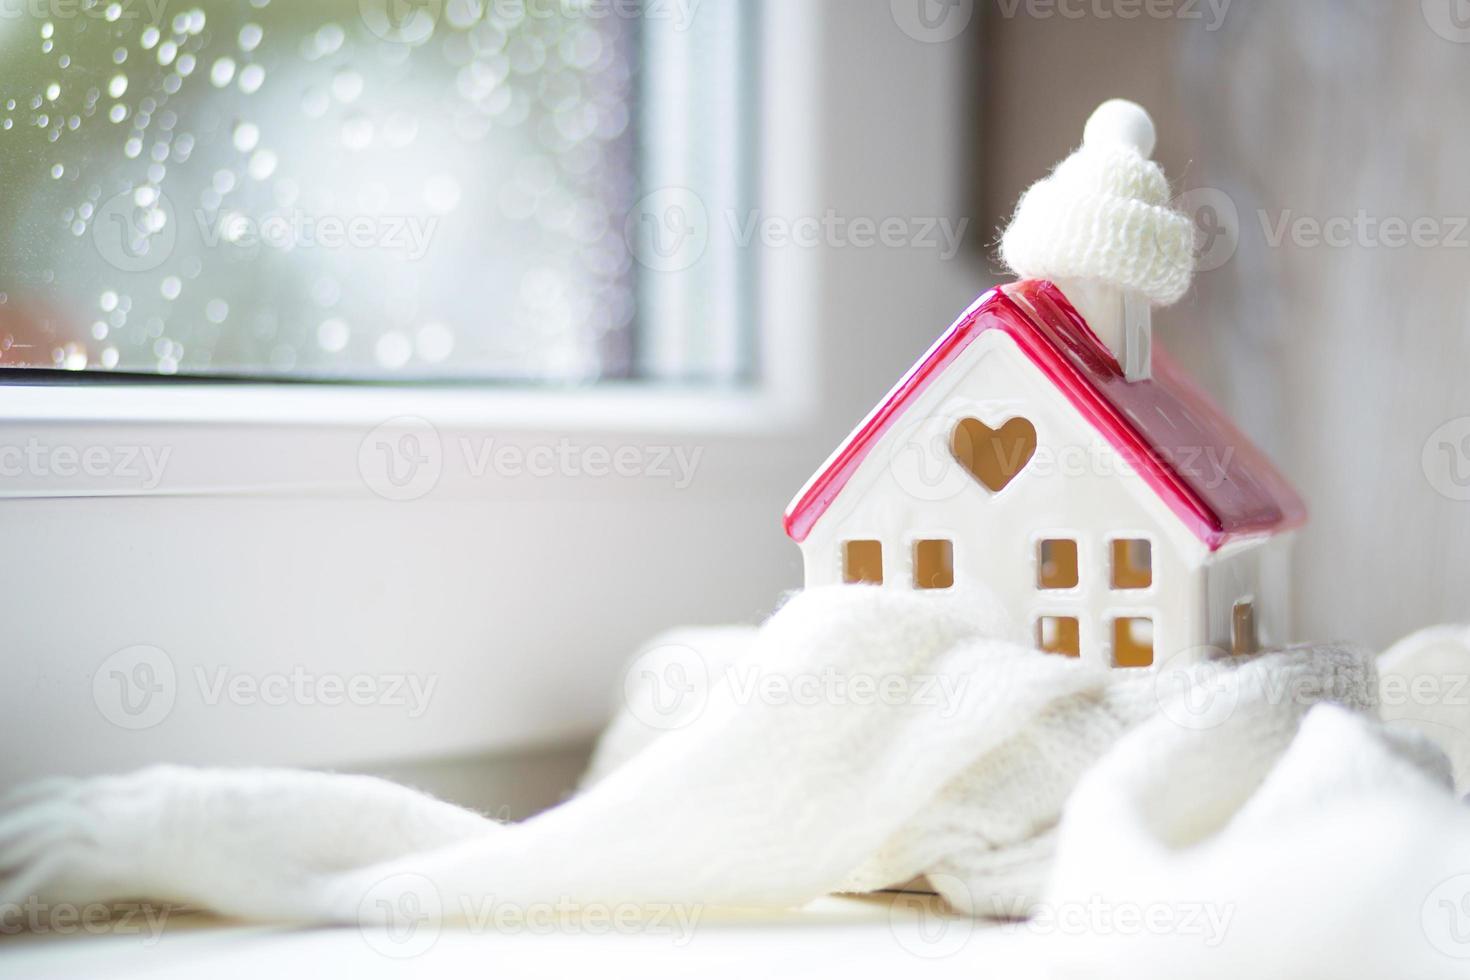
0;895;1045;980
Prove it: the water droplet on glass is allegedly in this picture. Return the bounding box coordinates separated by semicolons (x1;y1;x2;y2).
92;321;109;340
445;0;482;29
161;276;181;300
248;148;277;180
141;26;160;50
233;120;260;151
101;347;120;369
41;22;54;39
211;57;236;87
239;64;266;94
206;299;229;323
108;74;128;98
219;210;248;243
50;163;64;179
317;317;349;352
239;23;264;52
416;322;454;362
212;169;236;194
341;114;373;150
157;40;178;66
316;23;345;56
176;53;196;76
124;136;142;158
100;290;119;312
45;82;60;101
375;331;412;370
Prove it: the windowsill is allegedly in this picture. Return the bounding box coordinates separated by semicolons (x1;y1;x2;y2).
0;379;814;436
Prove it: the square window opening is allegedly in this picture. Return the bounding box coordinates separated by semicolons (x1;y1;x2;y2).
1112;617;1155;668
1233;600;1259;655
1111;539;1153;590
1037;616;1081;658
1037;538;1079;590
913;539;955;590
843;541;884;585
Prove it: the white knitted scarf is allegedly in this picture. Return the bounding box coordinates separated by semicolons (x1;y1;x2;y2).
2;586;1466;977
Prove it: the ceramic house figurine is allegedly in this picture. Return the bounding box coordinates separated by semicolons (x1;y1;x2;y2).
783;101;1306;668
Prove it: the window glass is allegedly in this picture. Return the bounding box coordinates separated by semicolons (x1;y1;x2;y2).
0;0;751;382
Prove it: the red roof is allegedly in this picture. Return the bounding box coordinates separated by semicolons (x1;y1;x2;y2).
783;279;1306;550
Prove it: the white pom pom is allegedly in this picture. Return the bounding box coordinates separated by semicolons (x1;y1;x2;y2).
1083;99;1156;159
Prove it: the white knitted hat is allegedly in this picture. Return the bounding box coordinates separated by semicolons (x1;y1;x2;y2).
1000;100;1196;307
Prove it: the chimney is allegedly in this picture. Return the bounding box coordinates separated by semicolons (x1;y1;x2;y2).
1055;277;1152;382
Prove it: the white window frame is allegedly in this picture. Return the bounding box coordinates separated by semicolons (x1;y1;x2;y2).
0;2;982;783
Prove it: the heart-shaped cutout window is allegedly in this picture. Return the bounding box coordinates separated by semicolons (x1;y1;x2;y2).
950;417;1037;493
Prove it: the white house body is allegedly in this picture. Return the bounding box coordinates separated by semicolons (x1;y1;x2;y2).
784;281;1305;670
